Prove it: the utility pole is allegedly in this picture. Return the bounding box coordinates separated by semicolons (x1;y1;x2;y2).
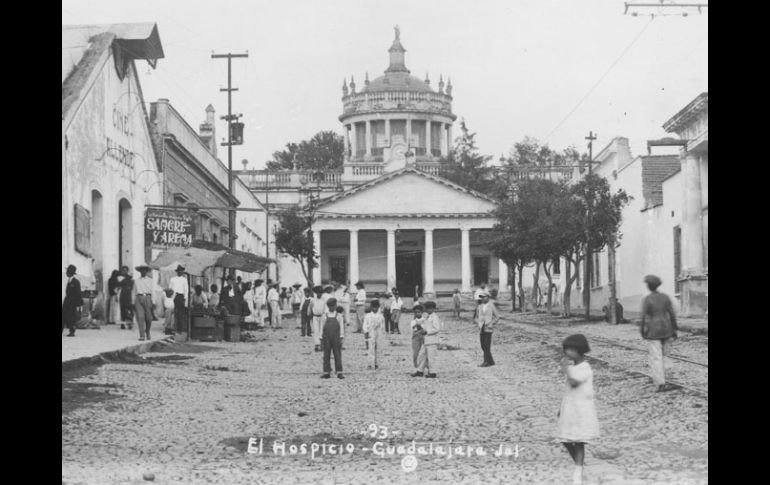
583;131;596;321
212;51;248;277
264;173;270;281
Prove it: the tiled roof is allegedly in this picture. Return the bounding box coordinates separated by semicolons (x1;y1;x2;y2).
641;155;681;209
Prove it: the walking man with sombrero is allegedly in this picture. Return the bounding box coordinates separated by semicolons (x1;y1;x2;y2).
62;264;83;337
134;265;155;341
169;265;189;333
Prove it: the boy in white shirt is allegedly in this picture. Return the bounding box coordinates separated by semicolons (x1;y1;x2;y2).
363;300;386;370
309;286;327;352
389;289;403;335
417;301;442;378
163;288;175;335
410;304;426;377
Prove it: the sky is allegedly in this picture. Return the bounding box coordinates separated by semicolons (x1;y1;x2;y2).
62;0;708;170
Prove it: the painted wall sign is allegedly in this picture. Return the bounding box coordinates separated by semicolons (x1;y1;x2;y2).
145;208;195;248
74;203;91;256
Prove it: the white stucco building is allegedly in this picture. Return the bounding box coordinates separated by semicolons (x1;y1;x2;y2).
237;28;508;297
62;23;164;298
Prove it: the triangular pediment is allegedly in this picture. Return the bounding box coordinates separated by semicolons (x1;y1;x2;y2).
316;168;496;217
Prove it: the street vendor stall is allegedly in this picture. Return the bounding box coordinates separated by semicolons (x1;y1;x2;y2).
149;240;274;341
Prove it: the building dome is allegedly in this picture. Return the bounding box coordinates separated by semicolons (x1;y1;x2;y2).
364;71;434;93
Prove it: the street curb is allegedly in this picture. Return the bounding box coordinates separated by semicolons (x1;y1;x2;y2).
61;336;175;372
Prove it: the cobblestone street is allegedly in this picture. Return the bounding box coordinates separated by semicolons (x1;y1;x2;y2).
62;311;708;485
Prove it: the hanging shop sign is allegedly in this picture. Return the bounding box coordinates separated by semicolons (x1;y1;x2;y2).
145;208;195;248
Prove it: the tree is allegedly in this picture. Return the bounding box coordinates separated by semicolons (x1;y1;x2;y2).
439;119;495;196
273;207;317;286
266;131;345;171
570;173;630;320
491;178;578;315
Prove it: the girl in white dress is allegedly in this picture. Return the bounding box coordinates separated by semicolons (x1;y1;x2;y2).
557;334;600;485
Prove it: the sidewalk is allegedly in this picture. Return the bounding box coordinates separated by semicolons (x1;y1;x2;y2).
61;322;172;364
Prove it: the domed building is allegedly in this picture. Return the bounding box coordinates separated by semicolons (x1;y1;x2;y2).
309;27;507;298
239;28;508;298
339;25;456;183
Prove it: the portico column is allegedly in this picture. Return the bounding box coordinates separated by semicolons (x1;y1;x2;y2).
349;229;359;286
498;258;508;289
313;230;322;286
386;229;396;291
682;152;704;272
461;228;471;292
426;120;432;157
365;120;372;158
385;118;391;147
446;124;453;154
424;229;434;296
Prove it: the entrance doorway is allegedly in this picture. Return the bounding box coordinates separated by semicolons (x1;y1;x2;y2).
330;256;347;285
118;198;132;269
91;190;104;292
473;256;489;287
396;250;422;297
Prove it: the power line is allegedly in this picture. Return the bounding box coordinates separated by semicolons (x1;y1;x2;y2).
542;15;656;144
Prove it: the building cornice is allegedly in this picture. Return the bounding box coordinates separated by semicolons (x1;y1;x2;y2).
663;92;708;134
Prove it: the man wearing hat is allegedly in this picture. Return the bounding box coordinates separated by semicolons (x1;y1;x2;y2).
640;275;679;392
62;265;83;337
134;265;155;341
169;265;189;333
476;290;499;367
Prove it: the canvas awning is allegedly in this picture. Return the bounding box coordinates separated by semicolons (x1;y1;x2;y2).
149;240;275;276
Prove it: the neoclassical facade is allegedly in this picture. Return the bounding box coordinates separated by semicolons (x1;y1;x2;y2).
309;28;506;297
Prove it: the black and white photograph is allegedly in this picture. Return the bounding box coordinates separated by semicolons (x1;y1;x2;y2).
62;1;708;483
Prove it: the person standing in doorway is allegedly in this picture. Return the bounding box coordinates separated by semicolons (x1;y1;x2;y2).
353;282;366;333
119;266;135;330
169;265;189;333
106;270;121;325
389;288;403;335
133;265;155;341
640;275;679;392
476;290;498;367
62;265;83;337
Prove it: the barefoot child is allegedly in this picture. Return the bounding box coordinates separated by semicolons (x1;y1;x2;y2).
557;334;600;485
363;300;385;370
409;304;426;377
163;288;175;335
320;297;344;379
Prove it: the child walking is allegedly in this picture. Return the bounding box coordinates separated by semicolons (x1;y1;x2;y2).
452;289;462;319
409;304;426;377
557;334;600;485
163;288;175;335
363;300;385;370
320;297;344;379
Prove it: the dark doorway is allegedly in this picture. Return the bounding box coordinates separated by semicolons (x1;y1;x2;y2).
330;256;347;285
396;250;422;297
473;256;489;287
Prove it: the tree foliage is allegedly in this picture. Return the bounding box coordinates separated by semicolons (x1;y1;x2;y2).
266;131;345;171
439;119;495;196
273;207;317;285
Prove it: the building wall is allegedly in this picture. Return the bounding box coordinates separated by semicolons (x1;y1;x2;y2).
63;53;161;299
